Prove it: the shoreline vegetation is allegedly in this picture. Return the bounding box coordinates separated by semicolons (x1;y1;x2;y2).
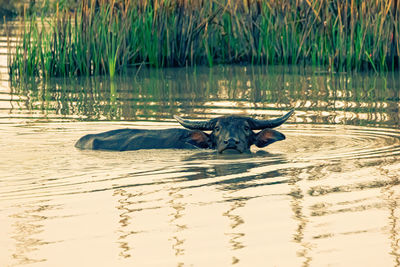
7;0;400;79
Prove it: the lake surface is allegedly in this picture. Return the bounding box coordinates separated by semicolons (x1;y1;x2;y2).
1;21;400;266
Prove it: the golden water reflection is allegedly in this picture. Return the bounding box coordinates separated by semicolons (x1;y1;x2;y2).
0;106;399;266
1;143;400;266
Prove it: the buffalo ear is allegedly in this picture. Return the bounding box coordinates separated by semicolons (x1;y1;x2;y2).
254;129;286;148
188;130;210;148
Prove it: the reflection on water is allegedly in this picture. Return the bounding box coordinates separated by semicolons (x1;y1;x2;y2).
1;65;399;128
2;21;400;267
9;200;54;265
385;190;400;266
1;122;400;266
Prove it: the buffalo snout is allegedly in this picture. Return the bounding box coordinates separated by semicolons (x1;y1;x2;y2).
218;136;247;154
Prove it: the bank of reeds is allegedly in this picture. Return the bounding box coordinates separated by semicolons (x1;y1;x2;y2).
8;0;400;78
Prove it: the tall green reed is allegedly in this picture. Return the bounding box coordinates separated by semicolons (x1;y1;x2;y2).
8;0;400;80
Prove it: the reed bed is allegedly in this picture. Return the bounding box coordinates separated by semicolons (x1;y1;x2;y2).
8;0;400;78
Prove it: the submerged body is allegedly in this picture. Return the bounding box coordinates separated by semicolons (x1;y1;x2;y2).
75;109;294;153
74;128;209;151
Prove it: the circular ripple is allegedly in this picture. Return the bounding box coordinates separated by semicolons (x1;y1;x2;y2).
282;125;400;161
1;123;400;202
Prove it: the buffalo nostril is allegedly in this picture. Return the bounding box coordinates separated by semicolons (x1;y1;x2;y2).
224;138;240;145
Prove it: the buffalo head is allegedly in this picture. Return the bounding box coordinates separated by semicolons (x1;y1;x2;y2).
174;109;294;153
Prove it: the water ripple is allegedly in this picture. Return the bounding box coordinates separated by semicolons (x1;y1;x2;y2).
283;125;400;161
1;123;399;203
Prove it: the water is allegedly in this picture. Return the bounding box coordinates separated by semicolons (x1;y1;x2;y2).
1;21;400;267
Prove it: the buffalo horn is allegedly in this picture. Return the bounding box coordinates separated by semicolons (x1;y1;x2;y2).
249;109;294;130
174;115;213;130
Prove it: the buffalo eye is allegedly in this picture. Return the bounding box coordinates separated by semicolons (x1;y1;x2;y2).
214;126;220;132
244;126;250;131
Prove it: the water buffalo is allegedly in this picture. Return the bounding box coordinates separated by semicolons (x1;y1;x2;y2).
75;109;294;153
